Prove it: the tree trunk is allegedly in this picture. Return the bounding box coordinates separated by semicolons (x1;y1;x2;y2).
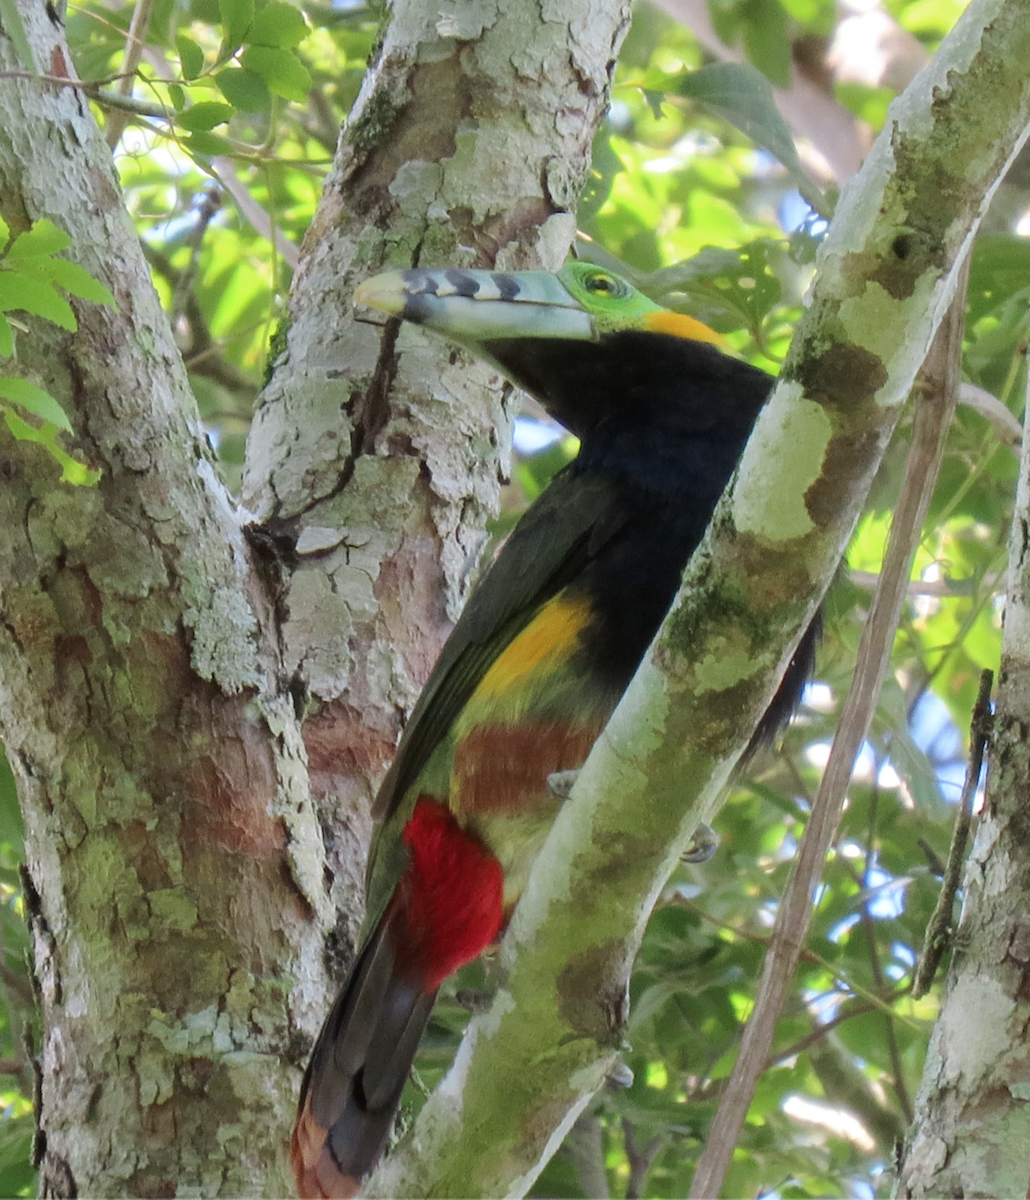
895;376;1030;1197
0;0;630;1193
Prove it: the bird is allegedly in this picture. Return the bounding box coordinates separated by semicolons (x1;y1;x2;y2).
291;260;817;1198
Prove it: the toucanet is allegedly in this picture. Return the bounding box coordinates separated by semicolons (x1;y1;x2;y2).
291;261;817;1197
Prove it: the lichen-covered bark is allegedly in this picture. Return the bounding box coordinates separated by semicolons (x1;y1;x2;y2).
241;0;632;1030
894;392;1030;1195
365;0;1030;1193
0;0;634;1192
0;5;326;1194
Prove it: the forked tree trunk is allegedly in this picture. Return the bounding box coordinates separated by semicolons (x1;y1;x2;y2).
0;0;629;1193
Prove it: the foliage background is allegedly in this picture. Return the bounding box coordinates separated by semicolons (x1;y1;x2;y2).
0;0;1025;1193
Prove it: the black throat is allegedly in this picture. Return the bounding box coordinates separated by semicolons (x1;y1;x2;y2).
484;327;774;501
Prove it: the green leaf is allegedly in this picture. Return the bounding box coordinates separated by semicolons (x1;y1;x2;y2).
0;314;12;359
0;1112;35;1198
0;0;34;69
579;126;626;223
41;259;116;307
219;0;254;53
176;34;205;80
835;82;895;132
241;44;311;102
677;62;818;198
169;83;187;111
178;101;236;131
0;377;73;431
740;0;792;89
2;409;100;486
185;131;235;157
247;0;308;48
6;219;72;260
215;66;271;111
0;272;77;331
0;215;9;256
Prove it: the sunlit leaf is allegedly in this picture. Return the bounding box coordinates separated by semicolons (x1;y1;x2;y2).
176;35;205;80
0;272;77;331
0;378;73;431
41;259;116;307
240;44;311;101
5;219;72;260
2;409;99;485
185;130;235;157
215;66;271;111
247;0;308;48
178;101;236;131
219;0;254;55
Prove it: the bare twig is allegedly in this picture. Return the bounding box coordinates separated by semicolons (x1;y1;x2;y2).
623;1119;662;1199
912;667;994;997
688;259;971;1199
103;0;156;149
169;186;223;330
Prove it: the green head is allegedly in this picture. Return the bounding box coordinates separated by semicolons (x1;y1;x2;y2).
353;261;764;440
355;261;722;349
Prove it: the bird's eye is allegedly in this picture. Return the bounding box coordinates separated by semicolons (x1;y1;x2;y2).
585;273;617;294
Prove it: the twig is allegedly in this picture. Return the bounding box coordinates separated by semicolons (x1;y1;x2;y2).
623;1118;662;1199
169;186;223;330
104;0;156;149
688;258;971;1199
856;761;913;1122
912;667;993;997
765;999;878;1067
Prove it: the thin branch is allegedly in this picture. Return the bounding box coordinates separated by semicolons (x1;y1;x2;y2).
912;667;994;997
766;1000;878;1067
103;0;155;149
857;761;913;1123
688;259;971;1200
623;1119;662;1199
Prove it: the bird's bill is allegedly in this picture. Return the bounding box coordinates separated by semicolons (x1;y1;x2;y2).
354;268;597;343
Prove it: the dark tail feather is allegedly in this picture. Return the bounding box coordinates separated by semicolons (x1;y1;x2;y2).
291;908;437;1198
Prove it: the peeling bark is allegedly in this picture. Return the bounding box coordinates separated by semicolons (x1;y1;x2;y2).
0;0;632;1193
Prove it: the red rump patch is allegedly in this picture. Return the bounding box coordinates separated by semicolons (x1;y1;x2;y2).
394;799;505;991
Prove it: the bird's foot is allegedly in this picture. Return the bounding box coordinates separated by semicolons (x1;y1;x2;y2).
682;823;719;864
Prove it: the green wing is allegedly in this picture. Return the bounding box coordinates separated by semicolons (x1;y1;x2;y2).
370;465;629;832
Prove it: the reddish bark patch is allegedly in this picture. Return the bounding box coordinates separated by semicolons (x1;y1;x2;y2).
304;702;398;795
373;518;452;690
187;738;284;859
453;720;601;815
49;46;70;79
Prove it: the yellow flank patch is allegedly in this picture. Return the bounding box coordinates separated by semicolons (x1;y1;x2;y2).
644;310;724;347
474;593;593;701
